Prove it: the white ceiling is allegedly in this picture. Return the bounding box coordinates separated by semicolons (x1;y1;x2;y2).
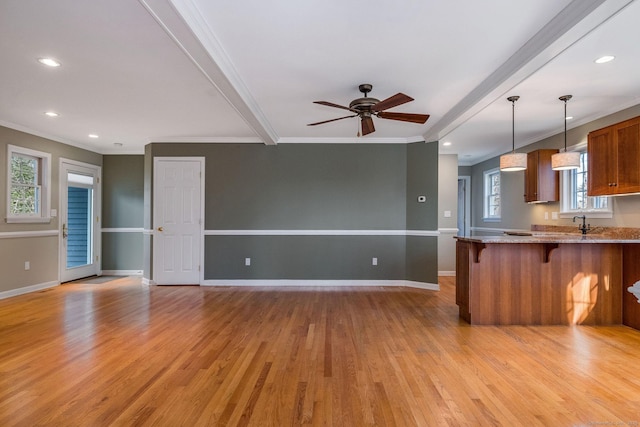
1;0;639;164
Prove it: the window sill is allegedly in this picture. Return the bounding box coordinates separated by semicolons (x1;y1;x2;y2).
559;211;613;219
6;217;52;224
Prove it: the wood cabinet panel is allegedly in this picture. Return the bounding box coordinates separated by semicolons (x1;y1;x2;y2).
623;244;640;330
455;240;470;323
588;116;640;196
456;240;623;325
524;149;558;203
616;121;640;194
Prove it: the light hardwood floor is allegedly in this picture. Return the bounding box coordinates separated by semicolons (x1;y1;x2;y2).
1;276;639;426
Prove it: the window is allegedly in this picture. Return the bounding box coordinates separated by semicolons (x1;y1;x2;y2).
560;151;611;218
6;145;51;223
483;168;501;220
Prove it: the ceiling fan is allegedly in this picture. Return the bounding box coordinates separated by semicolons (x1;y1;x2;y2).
308;84;430;136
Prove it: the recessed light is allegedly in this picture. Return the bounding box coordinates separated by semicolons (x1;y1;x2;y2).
565;116;573;120
45;111;59;117
88;134;99;139
38;57;61;67
113;142;123;147
594;55;615;64
443;141;452;146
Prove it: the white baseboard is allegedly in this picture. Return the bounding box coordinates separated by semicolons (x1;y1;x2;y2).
101;270;143;276
201;279;439;291
0;280;59;300
141;277;155;286
438;271;456;277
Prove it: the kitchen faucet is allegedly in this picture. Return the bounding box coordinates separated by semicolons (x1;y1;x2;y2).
572;215;590;235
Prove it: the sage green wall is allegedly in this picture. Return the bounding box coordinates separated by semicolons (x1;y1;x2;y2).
0;125;102;294
146;142;439;283
406;142;439;283
470;104;640;233
101;155;144;271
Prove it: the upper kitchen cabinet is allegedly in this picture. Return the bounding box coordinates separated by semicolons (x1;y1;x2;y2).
524;149;559;203
588;116;640;196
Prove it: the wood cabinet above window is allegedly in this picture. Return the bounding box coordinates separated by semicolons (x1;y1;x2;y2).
524;149;559;203
588;116;640;196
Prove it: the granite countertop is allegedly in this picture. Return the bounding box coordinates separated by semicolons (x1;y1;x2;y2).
457;225;640;244
455;232;640;244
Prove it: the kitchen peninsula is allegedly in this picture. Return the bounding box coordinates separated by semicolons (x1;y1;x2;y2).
455;227;640;328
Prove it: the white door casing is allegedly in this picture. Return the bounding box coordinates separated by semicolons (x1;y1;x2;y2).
59;159;101;283
153;158;204;285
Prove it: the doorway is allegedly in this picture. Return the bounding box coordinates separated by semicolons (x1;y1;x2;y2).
59;160;101;282
152;158;204;285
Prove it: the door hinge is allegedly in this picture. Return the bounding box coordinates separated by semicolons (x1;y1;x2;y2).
198;265;201;272
96;216;100;223
96;255;99;261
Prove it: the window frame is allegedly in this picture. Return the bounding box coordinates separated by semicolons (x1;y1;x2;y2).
559;147;612;219
6;144;52;223
483;168;501;221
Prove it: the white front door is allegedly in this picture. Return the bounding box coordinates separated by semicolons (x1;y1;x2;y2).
59;160;101;283
153;158;203;285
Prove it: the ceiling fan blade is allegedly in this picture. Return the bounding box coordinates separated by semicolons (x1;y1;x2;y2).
377;111;430;124
361;116;375;135
371;93;414;112
307;114;357;126
313;101;357;112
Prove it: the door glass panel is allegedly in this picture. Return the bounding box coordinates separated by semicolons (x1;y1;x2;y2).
66;177;93;269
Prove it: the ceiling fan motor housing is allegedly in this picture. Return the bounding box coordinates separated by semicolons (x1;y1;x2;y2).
349;97;380;113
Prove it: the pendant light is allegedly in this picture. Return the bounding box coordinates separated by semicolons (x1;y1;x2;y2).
500;96;527;172
551;95;580;170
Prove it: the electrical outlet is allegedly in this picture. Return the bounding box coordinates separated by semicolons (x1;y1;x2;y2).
245;258;251;266
24;261;30;270
372;257;378;266
544;211;549;220
552;212;559;220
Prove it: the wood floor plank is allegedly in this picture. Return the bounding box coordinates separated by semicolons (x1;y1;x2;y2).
1;277;640;426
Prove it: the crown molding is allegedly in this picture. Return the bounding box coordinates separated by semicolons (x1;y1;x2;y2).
277;136;421;145
149;136;264;144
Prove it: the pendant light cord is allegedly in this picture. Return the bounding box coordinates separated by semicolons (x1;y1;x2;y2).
563;98;567;151
559;95;572;152
512;99;515;152
507;95;519;153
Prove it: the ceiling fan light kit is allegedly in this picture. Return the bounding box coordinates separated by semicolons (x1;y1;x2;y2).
551;95;580;171
308;84;430;136
500;95;527;172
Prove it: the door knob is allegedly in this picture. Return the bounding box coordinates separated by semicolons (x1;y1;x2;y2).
157;227;163;232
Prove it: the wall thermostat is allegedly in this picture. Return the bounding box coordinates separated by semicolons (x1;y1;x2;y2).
417;195;426;203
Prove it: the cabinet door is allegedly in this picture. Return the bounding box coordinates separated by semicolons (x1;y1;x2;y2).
524;149;558;202
524;151;539;202
615;118;640;194
588;127;616;196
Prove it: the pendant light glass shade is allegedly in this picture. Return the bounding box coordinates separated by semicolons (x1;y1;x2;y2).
551;95;580;171
551;151;580;170
500;96;527;172
500;152;528;171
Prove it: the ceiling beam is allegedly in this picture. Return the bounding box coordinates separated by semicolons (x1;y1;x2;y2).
423;0;633;143
139;0;278;145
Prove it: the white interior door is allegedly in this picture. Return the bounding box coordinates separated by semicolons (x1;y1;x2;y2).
153;158;203;285
59;160;101;282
